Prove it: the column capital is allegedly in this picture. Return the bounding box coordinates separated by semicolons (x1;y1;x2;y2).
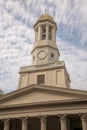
40;115;47;130
80;114;87;122
4;119;10;130
58;114;67;118
21;117;28;119
4;119;10;125
22;117;28;130
40;115;47;123
80;114;87;130
59;115;67;124
22;117;28;122
59;114;67;130
79;113;87;118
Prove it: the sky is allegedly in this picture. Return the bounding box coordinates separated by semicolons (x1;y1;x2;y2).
0;0;87;93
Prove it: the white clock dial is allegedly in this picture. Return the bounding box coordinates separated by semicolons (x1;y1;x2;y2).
38;51;47;60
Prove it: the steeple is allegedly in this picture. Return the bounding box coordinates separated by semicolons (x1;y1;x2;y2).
18;13;71;89
31;13;60;65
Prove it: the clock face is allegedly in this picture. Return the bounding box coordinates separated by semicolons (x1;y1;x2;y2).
38;51;47;60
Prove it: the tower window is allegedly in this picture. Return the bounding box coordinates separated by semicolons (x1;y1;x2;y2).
33;56;35;60
37;74;45;84
51;53;54;58
49;26;52;40
42;25;46;40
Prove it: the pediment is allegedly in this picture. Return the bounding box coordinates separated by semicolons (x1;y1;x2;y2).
0;84;87;107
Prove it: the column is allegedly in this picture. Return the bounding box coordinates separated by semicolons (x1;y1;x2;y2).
52;27;56;41
35;28;38;42
40;116;47;130
22;117;28;130
46;24;49;40
38;25;42;40
4;119;10;130
80;114;87;130
59;115;67;130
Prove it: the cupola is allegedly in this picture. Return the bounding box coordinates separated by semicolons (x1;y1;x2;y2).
31;13;60;65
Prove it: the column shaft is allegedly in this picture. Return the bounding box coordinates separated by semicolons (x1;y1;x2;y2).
38;25;42;40
60;115;67;130
46;24;49;40
35;29;38;42
40;116;47;130
22;118;28;130
81;115;87;130
52;28;56;41
4;119;10;130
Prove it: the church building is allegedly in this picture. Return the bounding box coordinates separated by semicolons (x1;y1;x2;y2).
0;13;87;130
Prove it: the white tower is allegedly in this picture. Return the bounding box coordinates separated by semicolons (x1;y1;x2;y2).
32;13;60;65
18;13;71;89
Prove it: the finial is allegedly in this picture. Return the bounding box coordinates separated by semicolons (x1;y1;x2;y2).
44;8;47;14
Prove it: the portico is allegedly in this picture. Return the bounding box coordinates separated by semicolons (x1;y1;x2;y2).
0;84;87;130
0;114;87;130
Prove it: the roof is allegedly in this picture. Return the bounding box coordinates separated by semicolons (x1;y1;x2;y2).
34;13;57;27
0;84;87;108
0;84;87;119
38;14;54;22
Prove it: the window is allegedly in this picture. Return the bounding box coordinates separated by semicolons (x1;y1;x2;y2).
33;56;35;60
42;25;46;40
51;53;54;58
37;75;45;84
49;26;52;40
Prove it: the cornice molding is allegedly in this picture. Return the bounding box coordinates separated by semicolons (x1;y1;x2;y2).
1;97;87;110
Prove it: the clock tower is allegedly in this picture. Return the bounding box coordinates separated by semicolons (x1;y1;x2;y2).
31;13;60;65
18;13;71;89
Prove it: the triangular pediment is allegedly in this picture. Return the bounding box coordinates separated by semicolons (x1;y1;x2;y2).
0;84;87;107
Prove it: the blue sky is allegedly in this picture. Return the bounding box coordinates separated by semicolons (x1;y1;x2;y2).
0;0;87;93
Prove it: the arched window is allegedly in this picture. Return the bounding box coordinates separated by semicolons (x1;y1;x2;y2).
42;25;46;40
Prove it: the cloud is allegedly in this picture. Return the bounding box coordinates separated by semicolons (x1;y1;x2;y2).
59;0;87;48
58;39;87;90
0;0;87;93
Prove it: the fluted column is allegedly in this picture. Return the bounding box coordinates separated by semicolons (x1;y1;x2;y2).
59;115;67;130
4;119;10;130
80;114;87;130
38;25;42;40
22;117;28;130
40;116;47;130
46;24;49;40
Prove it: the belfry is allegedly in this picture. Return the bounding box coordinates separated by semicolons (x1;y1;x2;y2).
18;13;71;89
32;13;59;65
0;13;87;130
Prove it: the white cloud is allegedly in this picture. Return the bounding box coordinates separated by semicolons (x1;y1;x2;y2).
58;39;87;90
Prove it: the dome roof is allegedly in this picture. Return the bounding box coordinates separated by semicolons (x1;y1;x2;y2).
34;13;57;27
38;14;54;22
